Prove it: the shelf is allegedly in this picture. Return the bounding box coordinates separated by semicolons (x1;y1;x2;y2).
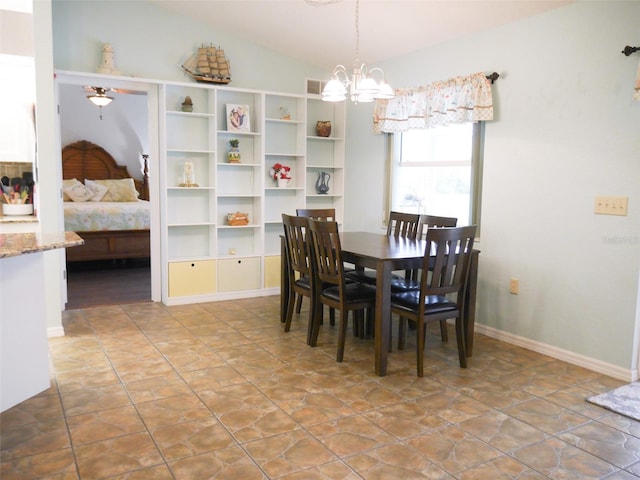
161;82;344;301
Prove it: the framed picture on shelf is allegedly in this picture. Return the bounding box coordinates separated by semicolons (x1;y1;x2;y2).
226;104;251;132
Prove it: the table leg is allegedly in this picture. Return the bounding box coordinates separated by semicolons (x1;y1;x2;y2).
464;250;479;356
374;261;391;376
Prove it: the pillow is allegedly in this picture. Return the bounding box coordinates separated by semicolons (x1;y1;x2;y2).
63;182;94;202
84;179;109;202
62;178;81;201
94;178;139;202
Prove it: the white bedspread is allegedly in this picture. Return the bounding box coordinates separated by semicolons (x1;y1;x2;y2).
64;200;150;232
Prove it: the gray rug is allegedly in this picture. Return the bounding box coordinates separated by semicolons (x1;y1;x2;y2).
587;382;640;421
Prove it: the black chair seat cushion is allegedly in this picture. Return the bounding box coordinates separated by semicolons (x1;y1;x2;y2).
391;291;457;314
390;277;420;292
321;283;377;303
294;276;310;289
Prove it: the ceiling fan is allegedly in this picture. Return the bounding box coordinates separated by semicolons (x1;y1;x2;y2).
84;86;145;120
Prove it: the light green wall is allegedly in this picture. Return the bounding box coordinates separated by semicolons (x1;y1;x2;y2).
51;0;326;93
47;0;640;375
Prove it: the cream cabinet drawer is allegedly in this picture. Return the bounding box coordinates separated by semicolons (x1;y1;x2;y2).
168;260;216;297
217;257;260;292
264;255;281;289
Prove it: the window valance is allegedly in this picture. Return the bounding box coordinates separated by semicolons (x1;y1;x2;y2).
373;72;494;134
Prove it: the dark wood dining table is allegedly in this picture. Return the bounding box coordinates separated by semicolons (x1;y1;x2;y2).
280;231;480;376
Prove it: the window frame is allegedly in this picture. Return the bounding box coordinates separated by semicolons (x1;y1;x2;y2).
385;121;485;234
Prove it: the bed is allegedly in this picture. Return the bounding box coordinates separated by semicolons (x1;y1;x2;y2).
62;140;150;262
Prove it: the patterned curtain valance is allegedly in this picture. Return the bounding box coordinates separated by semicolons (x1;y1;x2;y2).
373;72;494;134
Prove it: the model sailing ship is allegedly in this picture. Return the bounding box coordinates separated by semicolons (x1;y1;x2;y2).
181;44;231;84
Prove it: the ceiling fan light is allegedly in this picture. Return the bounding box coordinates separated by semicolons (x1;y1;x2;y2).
87;94;113;107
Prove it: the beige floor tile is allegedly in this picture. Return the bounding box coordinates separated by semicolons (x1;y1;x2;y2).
169;445;266;479
150;417;235;461
502;398;591;435
136;393;213;429
74;432;164;479
60;383;131;416
66;405;146;445
243;429;337;478
0;448;78;480
558;421;640;469
1;296;635;479
0;418;71;461
512;437;618;479
407;424;502;474
344;442;451;479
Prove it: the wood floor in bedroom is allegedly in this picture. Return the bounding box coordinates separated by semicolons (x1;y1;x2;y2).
65;258;151;310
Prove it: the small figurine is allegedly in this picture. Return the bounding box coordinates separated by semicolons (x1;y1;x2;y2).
181;96;193;112
97;43;121;75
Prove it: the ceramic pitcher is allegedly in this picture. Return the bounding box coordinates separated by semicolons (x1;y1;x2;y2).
316;172;330;194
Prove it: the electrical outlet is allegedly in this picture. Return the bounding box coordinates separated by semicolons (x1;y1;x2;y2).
509;278;519;295
594;196;628;216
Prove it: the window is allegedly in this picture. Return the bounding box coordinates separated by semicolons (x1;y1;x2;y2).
389;122;484;229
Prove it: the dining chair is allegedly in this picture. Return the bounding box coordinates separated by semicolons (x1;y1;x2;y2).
295;208;336;221
282;214;335;343
390;225;477;376
293;208;338;315
281;214;316;341
346;211;421;286
397;214;459;348
306;218;378;360
417;214;457;237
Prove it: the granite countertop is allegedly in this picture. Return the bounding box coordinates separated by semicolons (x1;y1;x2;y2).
0;214;38;224
0;232;84;259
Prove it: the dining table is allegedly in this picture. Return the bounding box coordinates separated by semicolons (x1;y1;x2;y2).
280;231;480;377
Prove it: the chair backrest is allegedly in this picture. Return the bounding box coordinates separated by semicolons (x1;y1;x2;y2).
420;225;477;304
296;208;336;221
387;211;421;239
307;218;344;289
418;214;458;237
282;213;311;279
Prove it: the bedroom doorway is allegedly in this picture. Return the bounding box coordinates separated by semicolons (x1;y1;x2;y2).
57;74;160;309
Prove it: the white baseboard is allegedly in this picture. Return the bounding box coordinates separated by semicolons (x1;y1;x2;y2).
475;323;637;383
47;326;65;338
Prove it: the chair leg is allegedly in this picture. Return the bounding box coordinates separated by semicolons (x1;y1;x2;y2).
329;307;336;326
309;300;323;347
416;317;425;377
284;292;297;332
397;316;406;350
455;317;467;368
337;310;349;362
439;320;448;342
295;294;303;314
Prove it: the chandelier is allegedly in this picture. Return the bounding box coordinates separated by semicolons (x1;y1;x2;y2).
320;0;394;103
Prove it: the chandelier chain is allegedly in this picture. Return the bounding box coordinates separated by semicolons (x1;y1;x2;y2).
354;0;360;65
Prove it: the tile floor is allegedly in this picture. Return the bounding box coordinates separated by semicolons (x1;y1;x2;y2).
1;295;639;479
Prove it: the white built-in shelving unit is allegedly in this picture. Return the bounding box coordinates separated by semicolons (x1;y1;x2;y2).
160;81;345;304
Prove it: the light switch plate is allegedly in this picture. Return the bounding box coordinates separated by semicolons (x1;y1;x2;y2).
594;196;628;216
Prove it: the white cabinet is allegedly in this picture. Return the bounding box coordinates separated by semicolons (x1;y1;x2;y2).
161;83;345;304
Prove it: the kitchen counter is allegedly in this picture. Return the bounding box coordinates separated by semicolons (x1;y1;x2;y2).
0;231;83;258
1;231;83;412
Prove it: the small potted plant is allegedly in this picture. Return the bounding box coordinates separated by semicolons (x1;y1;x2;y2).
227;139;240;163
270;162;292;187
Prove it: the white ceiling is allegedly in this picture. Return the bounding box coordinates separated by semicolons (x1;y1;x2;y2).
148;0;573;70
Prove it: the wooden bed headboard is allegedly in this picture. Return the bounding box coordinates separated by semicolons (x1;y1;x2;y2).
62;140;149;201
